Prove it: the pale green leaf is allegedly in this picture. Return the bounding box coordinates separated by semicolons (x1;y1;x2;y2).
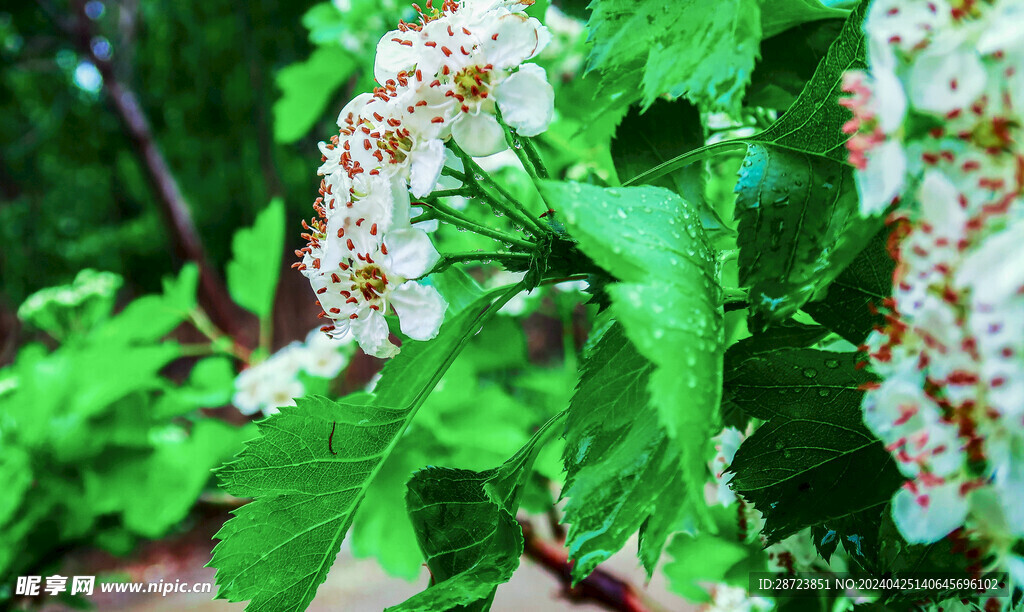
273;46;355;144
227;198;285;319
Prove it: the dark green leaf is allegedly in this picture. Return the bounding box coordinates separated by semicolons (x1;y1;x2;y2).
747;0;867;163
561;323;683;581
734;143;881;329
610;98;729;233
611;98;706;205
746;18;845;110
549;181;724;530
387;413;563;611
210;291;506;611
227;198;285;319
586;0;762;111
811;524;839;563
804;228;895;344
726;348;903;543
757;0;848;38
724;321;831;364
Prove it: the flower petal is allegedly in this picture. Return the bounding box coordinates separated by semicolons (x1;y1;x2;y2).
390;282;448;341
410;138;447;198
496;64;554;137
451;113;506;157
374;30;420;84
480;13;540;69
892;481;968;544
384;228;441;280
351;310;399;358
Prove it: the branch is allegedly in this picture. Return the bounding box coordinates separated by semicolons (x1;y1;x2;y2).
40;0;247;344
518;519;656;612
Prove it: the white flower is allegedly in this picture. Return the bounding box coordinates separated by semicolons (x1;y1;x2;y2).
705;584;774;612
855;139;906;215
375;4;553;156
299;327;353;378
232;359;305;417
909;45;986;116
892;479;969;544
865;0;950;54
710;426;744;507
326;91;449;198
304;224;448;359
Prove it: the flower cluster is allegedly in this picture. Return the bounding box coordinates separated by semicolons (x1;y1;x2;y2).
844;0;1024;580
233;329;355;417
18;269;123;336
295;0;553;358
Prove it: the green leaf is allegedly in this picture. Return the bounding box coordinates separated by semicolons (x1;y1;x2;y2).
725;348;903;543
619;2;867;192
803;228;895;344
757;0;849;38
586;0;762;111
0;445;32;527
161;262;201;315
273;46;355;144
747;0;867;163
349;443;429;581
387;413;562;611
210;291;508;611
745;18;845;111
562;322;685;581
227;198;285;319
85;420;248;538
734;143;881;329
663;506;765;602
429;267;486;316
610;98;726;233
549;180;723;538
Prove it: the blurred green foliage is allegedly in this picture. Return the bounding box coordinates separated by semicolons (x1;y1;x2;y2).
0;265;251;588
0;0;315;305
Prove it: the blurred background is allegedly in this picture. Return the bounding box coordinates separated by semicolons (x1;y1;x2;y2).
0;0;699;609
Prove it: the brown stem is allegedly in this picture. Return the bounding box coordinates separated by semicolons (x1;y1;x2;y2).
519;520;654;612
38;0;247;345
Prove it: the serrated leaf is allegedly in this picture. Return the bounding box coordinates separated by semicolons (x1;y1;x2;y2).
209;291;506;611
746;18;845;110
747;0;867;162
620;2;868;190
273;46;355;144
388;413;562;612
662;505;767;602
725;348;903;543
227;198;285;319
586;0;762;111
734;143;881;329
161;262;200;314
803;228;895;344
549;180;723;533
610;98;728;234
561;323;683;582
